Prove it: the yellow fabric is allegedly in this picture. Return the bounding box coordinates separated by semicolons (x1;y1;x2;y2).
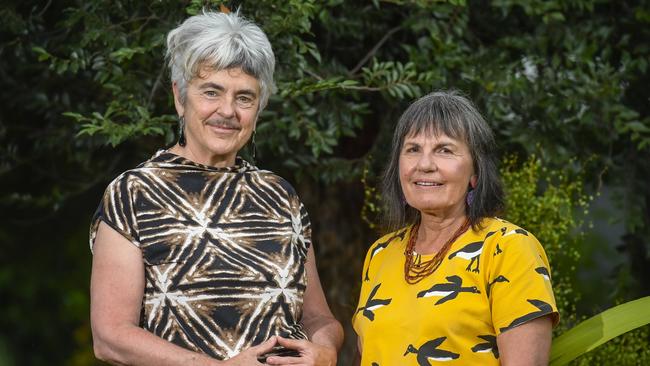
352;217;559;366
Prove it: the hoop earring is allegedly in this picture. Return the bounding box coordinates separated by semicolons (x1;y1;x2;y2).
178;116;186;147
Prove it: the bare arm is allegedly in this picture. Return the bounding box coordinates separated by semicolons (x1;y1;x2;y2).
301;245;344;350
266;245;344;365
91;222;276;366
497;315;553;366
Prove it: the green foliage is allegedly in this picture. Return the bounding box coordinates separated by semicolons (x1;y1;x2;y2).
361;158;382;230
2;0;650;365
501;155;588;318
572;325;650;365
551;296;650;365
501;155;650;365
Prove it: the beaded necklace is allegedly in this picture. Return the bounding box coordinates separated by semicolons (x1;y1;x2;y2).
404;218;470;284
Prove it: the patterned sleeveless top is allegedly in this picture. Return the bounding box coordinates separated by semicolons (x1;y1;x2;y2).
90;150;310;360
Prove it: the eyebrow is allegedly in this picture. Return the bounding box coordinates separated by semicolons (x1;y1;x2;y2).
403;140;457;149
198;82;258;97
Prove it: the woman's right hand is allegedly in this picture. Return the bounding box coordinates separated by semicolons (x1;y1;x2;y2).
222;336;278;365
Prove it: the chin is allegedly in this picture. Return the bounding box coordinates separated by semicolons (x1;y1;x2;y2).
410;201;456;213
206;143;238;155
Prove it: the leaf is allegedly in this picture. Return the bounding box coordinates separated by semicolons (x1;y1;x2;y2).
625;121;650;133
31;46;51;62
550;296;650;365
109;47;146;62
61;112;85;121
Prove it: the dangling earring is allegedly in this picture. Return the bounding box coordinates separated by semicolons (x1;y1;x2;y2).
250;129;257;164
466;189;475;207
178;116;186;147
467;174;477;206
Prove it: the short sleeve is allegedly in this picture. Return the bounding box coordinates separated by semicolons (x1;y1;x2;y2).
352;242;375;333
489;232;559;334
352;229;406;333
89;173;140;253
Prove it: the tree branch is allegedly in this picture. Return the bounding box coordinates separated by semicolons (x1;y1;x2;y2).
349;26;401;76
148;63;166;108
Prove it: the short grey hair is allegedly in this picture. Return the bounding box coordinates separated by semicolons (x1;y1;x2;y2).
166;10;276;110
381;90;505;231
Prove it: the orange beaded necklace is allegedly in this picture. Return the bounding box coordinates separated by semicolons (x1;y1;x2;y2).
404;218;470;284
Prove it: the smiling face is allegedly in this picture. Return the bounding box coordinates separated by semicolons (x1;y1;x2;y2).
173;67;260;167
399;131;476;219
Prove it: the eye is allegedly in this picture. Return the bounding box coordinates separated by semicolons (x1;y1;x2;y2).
204;90;218;98
438;146;453;154
404;145;419;153
236;95;255;107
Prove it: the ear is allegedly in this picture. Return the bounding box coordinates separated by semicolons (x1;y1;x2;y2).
172;82;185;117
470;174;478;189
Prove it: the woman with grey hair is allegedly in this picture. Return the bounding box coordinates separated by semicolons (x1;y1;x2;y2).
89;10;342;366
353;91;558;365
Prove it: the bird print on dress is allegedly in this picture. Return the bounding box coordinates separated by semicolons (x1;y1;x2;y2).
486;275;510;297
535;266;551;281
500;299;554;333
493;243;503;257
471;335;499;359
404;337;460;365
356;283;392;321
501;227;529;237
417;275;480;305
364;229;406;281
448;240;483;273
447;230;496;273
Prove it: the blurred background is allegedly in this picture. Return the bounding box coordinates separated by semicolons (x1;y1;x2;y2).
1;0;649;364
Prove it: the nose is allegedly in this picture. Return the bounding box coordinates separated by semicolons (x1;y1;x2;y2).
416;152;437;172
217;96;236;118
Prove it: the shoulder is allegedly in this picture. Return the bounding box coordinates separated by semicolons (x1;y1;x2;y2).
480;217;538;242
481;217;547;263
252;169;300;196
369;226;410;252
103;163;152;192
101;153;165;196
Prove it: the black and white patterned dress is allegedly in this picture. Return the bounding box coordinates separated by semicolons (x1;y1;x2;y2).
90;150;310;360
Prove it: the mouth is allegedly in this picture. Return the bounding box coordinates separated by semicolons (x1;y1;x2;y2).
206;120;241;132
414;181;443;187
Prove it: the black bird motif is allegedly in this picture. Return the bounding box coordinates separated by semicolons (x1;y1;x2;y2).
417;275;481;305
535;266;550;281
493;243;503;256
404;337;460;365
485;230;498;239
371;363;379;366
471;335;499;359
364;229;406;281
500;299;554;333
501;227;529;237
356;283;392;321
486;275;510;297
448;241;483;273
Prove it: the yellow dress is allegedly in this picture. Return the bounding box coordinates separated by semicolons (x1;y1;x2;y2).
352;217;559;366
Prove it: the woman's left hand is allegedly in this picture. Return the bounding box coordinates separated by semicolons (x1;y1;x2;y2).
264;336;337;366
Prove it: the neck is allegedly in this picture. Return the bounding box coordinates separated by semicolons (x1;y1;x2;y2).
416;213;468;254
168;144;236;168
